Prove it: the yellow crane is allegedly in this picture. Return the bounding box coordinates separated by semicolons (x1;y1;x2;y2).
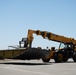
0;29;76;63
21;29;76;62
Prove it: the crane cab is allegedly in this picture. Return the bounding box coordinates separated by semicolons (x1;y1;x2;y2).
54;42;76;62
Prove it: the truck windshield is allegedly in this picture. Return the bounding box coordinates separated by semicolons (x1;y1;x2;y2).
59;43;65;49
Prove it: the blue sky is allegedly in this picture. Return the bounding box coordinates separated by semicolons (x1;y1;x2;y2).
0;0;76;49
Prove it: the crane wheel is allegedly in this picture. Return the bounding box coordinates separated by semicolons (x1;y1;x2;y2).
54;52;63;63
63;57;68;62
63;55;68;62
73;53;76;62
42;55;50;62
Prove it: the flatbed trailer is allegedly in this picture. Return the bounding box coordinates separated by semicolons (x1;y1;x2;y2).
0;48;50;61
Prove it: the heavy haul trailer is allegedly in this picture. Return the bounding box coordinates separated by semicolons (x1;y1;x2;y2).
0;48;50;60
0;29;76;63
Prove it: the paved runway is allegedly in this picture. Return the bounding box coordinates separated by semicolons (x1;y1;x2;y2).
0;59;76;75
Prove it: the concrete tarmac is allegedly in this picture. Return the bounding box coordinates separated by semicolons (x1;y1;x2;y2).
0;59;76;75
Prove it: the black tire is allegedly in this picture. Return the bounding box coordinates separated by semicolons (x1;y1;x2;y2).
63;57;68;62
54;52;63;63
73;53;76;62
42;55;50;62
63;54;68;62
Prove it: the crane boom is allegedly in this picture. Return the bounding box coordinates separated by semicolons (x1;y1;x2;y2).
27;29;76;46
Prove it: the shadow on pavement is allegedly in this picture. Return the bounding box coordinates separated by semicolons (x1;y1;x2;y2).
0;60;75;65
0;62;53;66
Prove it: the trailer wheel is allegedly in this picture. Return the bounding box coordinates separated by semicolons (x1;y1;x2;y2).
42;55;50;62
54;52;63;63
73;53;76;62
